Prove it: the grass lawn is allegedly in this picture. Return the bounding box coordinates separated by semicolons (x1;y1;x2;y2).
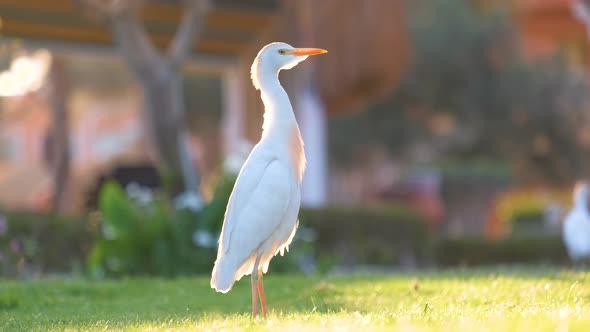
1;266;589;331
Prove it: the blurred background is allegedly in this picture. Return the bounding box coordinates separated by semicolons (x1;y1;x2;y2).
0;0;589;278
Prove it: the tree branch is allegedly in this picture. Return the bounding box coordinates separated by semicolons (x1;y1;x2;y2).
78;0;164;79
168;0;211;67
110;6;166;79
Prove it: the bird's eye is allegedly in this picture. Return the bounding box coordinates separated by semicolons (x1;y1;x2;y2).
278;49;286;55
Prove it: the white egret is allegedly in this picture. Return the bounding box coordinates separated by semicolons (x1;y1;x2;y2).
210;42;327;316
563;181;590;265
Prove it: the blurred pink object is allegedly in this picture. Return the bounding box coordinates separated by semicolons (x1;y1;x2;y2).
0;215;6;236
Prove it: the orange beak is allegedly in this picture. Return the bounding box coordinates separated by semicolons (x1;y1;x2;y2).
288;48;328;56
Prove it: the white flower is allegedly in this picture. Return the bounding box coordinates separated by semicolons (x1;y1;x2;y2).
102;223;117;240
125;182;154;205
174;191;204;212
192;230;216;248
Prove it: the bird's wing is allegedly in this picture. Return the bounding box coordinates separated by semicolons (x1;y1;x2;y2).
218;148;293;260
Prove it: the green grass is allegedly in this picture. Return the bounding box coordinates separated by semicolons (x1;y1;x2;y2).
1;266;589;331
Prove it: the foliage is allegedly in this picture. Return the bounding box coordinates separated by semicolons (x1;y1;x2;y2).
300;205;432;268
436;235;569;267
496;192;545;225
0;211;94;277
1;268;589;331
87;174;236;278
509;208;545;233
487;187;572;238
329;0;590;183
494;191;547;236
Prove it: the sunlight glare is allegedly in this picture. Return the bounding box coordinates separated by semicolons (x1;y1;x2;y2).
0;49;52;97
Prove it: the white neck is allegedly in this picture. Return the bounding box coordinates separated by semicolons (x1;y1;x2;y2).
255;67;298;144
253;65;307;183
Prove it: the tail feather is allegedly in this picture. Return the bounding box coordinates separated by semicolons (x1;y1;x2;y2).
210;258;237;293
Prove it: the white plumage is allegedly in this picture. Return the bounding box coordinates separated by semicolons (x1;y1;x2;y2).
563;181;590;264
210;42;327;316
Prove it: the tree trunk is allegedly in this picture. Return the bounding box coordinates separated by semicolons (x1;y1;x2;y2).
46;58;70;212
142;68;200;193
96;0;209;197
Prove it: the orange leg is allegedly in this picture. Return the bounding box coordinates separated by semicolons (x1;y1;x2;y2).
257;271;268;317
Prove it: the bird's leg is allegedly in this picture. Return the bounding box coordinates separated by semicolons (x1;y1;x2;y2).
251;268;259;317
251;254;262;317
257;268;268;317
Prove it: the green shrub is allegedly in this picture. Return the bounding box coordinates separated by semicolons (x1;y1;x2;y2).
299;205;432;269
0;211;94;277
435;235;568;267
87;181;215;277
509;209;545;235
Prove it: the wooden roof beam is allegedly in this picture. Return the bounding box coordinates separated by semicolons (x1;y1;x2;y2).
0;17;253;55
0;0;276;33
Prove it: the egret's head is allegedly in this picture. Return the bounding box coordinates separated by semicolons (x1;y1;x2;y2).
251;42;327;90
574;180;590;205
